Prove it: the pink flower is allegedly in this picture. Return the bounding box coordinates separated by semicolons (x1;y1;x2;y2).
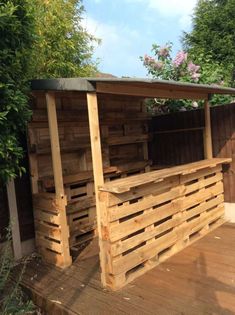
191;73;201;82
188;62;200;74
153;61;163;70
158;46;170;57
143;54;156;66
173;51;188;67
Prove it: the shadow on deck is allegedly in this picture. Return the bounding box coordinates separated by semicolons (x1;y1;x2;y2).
22;223;235;315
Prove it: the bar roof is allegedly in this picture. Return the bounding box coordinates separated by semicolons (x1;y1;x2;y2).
31;77;235;100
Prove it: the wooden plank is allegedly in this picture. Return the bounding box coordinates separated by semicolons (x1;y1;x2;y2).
37;247;66;268
7;180;22;260
153;127;204;134
185;205;224;237
107;175;179;207
109;184;181;221
107;135;149;146
35;221;61;241
112;230;178;275
36;233;63;253
95;82;208;100
66;196;96;214
100;158;231;194
183;172;222;195
204;99;213;159
108;172;222;223
180;165;221;184
86;92;108;286
33;193;59;213
46;92;65;199
181;181;223;211
109;200;181;242
46;92;72;268
34;209;60;225
28;153;39;194
41;166;118;189
111;217;179;256
184;194;224;221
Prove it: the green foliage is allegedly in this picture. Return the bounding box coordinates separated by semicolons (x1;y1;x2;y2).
182;0;235;84
0;0;99;183
141;42;233;114
0;0;33;183
0;228;34;314
29;0;99;78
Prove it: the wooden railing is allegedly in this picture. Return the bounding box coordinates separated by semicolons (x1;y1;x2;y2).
98;158;231;290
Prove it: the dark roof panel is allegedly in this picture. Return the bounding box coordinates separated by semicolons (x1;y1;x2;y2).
31;77;235;99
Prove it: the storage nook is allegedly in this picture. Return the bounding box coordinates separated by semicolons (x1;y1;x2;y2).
28;78;234;290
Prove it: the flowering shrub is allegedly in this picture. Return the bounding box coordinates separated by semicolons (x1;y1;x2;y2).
140;43;233;113
140;43;201;83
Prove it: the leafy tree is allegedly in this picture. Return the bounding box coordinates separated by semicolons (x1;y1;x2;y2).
0;0;34;183
140;42;233;113
182;0;235;84
29;0;99;78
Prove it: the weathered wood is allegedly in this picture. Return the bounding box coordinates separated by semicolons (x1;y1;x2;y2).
153;127;204;134
21;223;235;315
95;82;209;100
86;92;108;286
204;99;213;159
46;92;71;268
28;91;151;263
7;180;22;260
46;92;65;199
101;158;231;194
98;163;228;289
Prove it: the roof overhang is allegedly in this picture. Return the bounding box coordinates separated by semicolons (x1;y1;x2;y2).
31;77;235;100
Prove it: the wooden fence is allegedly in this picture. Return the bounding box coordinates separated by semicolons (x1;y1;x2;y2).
150;103;235;203
0;136;34;243
0;185;9;242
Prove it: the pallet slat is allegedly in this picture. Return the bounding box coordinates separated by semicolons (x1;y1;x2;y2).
98;162;228;290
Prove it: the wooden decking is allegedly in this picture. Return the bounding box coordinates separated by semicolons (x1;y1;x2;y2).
22;223;235;315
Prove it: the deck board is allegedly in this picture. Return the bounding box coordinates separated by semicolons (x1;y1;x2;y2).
22;223;235;315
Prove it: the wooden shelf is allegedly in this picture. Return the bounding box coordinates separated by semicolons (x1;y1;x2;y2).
106;134;149;146
99;158;231;194
39;166;118;189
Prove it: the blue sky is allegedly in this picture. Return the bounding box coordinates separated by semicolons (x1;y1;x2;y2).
82;0;197;77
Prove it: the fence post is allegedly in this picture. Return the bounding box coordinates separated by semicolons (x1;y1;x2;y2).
7;180;22;260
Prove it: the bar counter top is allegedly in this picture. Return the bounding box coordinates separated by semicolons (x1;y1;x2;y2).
99;158;231;194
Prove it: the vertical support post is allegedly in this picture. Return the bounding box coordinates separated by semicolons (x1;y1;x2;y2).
46;92;71;267
87;92;108;286
6;180;22;260
203;98;213;159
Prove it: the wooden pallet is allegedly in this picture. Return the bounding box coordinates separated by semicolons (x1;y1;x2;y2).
98;160;229;290
28;92;151;265
33;193;71;268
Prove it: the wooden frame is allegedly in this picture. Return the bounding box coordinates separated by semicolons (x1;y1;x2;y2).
203;99;213;159
86;92;107;285
27;77;234;290
7;180;22;260
39;92;72;268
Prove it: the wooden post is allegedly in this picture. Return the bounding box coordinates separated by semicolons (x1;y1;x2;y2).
86;92;108;286
203;99;213;159
46;92;71;267
6;180;22;260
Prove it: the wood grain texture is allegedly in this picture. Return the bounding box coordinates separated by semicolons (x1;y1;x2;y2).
98;163;228;289
21;223;235;315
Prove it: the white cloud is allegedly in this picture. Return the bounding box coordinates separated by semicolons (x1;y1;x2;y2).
147;0;197;17
127;0;197;29
81;16;144;76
